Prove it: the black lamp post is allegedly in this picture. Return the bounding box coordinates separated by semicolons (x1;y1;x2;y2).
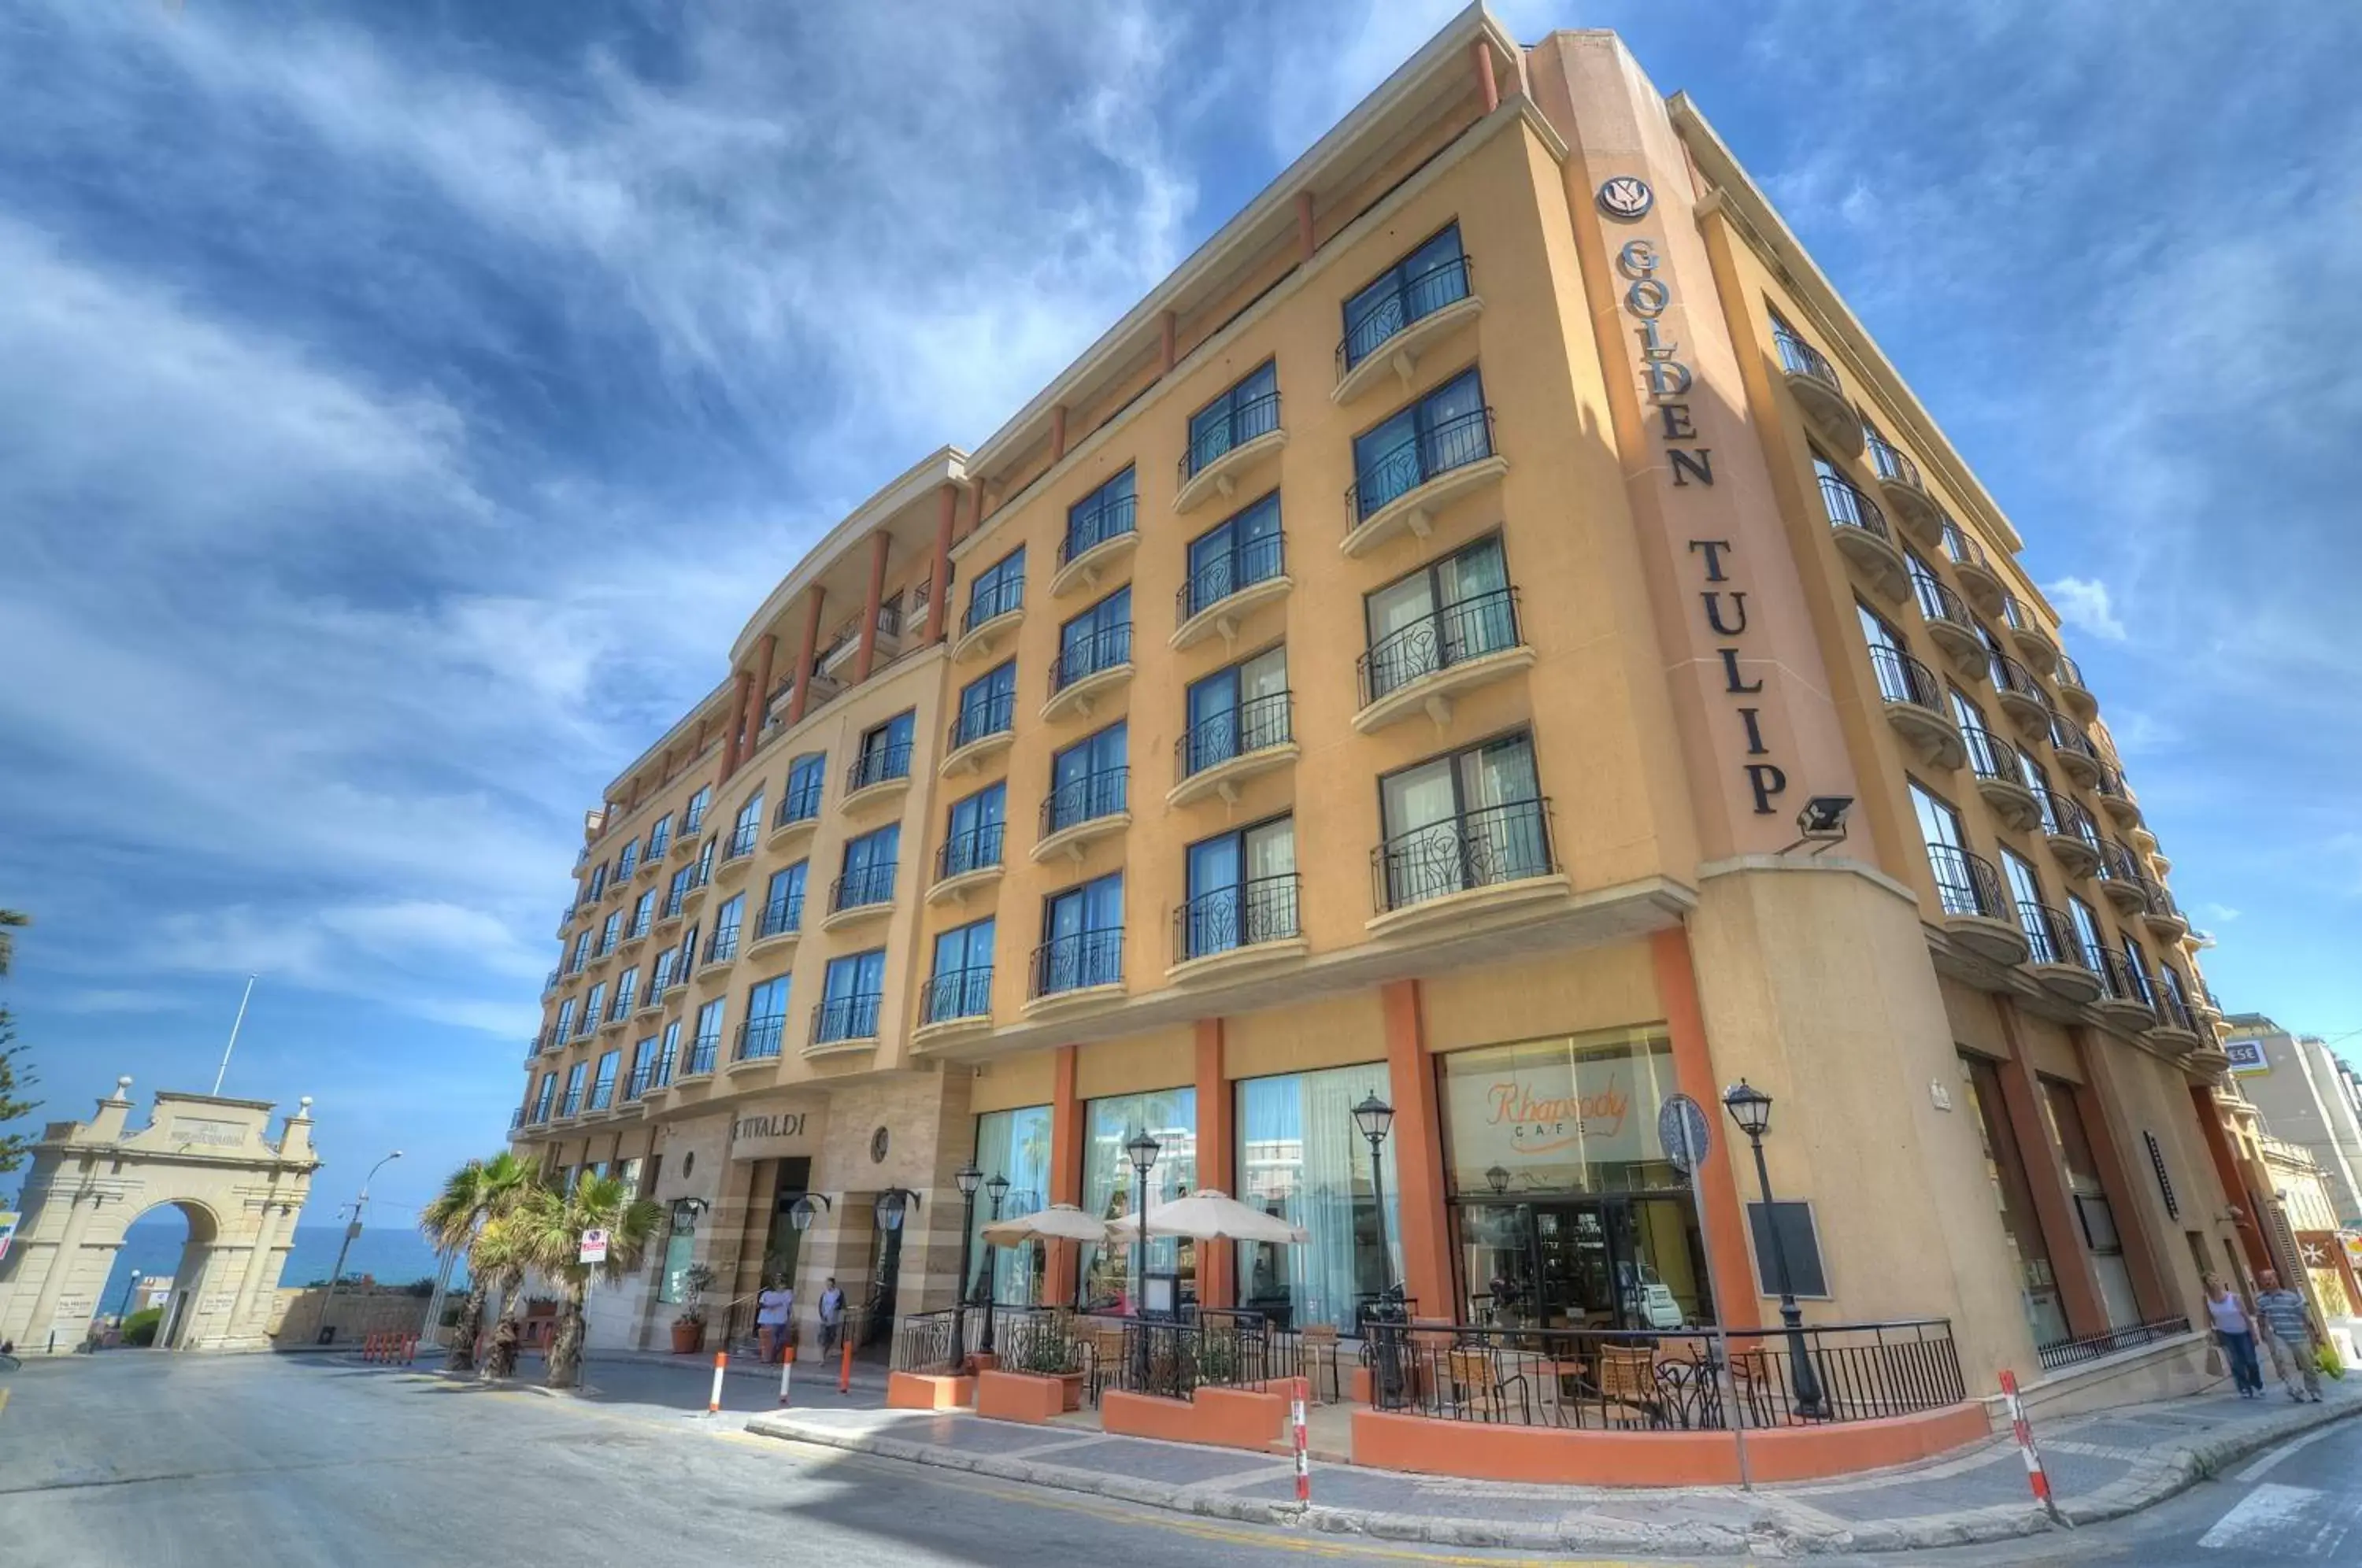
953;1163;982;1367
1124;1128;1161;1390
1723;1079;1827;1418
978;1173;1010;1355
1351;1092;1407;1405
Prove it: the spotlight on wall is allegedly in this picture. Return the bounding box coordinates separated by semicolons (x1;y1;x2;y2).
1779;794;1854;854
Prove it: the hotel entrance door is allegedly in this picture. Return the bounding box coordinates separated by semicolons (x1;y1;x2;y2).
1457;1196;1707;1331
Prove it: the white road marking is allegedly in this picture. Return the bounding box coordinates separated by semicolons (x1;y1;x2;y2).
2199;1483;2320;1550
2234;1422;2342;1484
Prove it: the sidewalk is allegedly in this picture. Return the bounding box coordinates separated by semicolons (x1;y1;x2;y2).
744;1379;2361;1557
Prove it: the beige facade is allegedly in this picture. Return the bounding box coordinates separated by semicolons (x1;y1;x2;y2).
512;12;2242;1405
0;1078;320;1354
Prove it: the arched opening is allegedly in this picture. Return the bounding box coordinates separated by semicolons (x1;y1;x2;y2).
103;1200;221;1349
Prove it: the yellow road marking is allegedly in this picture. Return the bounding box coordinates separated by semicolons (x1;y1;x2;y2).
0;1388;12;1418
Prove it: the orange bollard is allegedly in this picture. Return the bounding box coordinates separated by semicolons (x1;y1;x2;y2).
838;1334;854;1396
707;1350;728;1415
362;1332;377;1363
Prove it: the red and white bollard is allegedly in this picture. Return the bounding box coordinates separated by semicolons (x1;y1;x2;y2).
838;1335;854;1396
1998;1370;2064;1524
778;1347;795;1407
707;1350;728;1415
1290;1376;1311;1507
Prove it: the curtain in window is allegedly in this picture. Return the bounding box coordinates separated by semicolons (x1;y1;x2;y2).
1077;1088;1196;1308
971;1105;1053;1306
1236;1064;1398;1330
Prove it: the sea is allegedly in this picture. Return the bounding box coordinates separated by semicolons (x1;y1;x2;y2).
97;1219;466;1318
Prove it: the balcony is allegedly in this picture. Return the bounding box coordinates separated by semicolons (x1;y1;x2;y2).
1821;474;1906;603
1168;691;1296;808
2139;882;2191;944
509;1107;526;1133
2018;903;2102;1004
716;826;758;886
1172;533;1289;653
1051;497;1138;599
954;581;1026;664
557;1090;584;1122
1964;728;2040;830
1034;769;1129;864
2092;949;2160;1029
1341;406;1506;559
842;743;914;814
1353;586;1532;735
1175;390;1285;514
587;1078;616;1113
1771;326;1862;456
635;983;665;1018
823;863;897;930
2092;765;2142;832
2046;714;2104;788
635;847;664;881
2053;653;2098;721
914;966;993;1048
1917;579;1987;670
2145;988;2205;1055
1939;520;2005;614
1991;653;2053;733
541;967;559;998
678;867;713;916
2001;595;2060;675
1865;430;1944;543
929;823;1006;904
677;1035;719;1082
694;929;739;981
672;825;701;857
1368;798;1568;938
1024;929;1124;1017
941;696;1016;778
599;1000;631;1036
624;1063;657;1103
2042;793;2105;879
618;920;650;956
2096;840;2150;917
1925;843;2027;964
1168;873;1306;983
768;786;824;849
732;1015;787;1068
808;993;883;1057
745;893;804;958
1041;624;1133;724
1334;254;1481;406
1866;645;1965;769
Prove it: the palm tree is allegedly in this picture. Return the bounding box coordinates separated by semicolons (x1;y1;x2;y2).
0;909;26;977
417;1152;539;1374
510;1173;663;1389
469;1209;538;1381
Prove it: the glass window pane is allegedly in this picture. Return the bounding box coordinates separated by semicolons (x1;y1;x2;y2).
1236;1064;1398;1331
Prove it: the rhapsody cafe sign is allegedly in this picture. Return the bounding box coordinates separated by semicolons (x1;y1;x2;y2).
729;1100;824;1162
1446;1039;1679;1186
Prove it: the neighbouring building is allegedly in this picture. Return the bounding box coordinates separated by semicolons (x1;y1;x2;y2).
510;9;2249;1435
2223;1014;2362;1226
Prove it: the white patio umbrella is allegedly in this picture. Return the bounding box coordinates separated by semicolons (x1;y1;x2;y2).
1104;1189;1308;1245
980;1203;1113;1245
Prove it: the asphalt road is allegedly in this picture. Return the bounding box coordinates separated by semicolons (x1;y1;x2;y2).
0;1351;2352;1567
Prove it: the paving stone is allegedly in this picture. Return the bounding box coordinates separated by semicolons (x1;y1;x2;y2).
1034;1436;1283;1486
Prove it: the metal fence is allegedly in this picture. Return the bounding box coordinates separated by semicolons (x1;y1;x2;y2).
2036;1315;2190;1371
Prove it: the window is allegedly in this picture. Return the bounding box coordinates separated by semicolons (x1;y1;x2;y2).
1062;468;1137;565
837;824;899;909
941;782;1006;880
757;863;806;941
682;786;711;834
617;839;639;880
1342;222;1468;370
1180;817;1298;960
1185;361;1279;479
851;712;916;791
688;999;724;1075
817;950;887;1043
2122;934;2157;1005
532;1073;557;1122
1036;872;1124;995
598;912;622;954
1181;492;1283;621
1375;730;1546;910
628;889;655;938
1181;647;1288;777
656;1019;681;1086
1350;367;1489;522
2018;746;2060;834
1958;1054;2071;1348
2039;1078;2142;1327
1951;687;2006;779
568;931;590;973
581;982;606;1035
781;753;826;823
706;893;745;965
1077;1088;1196;1308
676;921;700;978
1858;603;1925;706
588;863;609;901
1905;549;1953;627
740;974;789;1060
646;813;673;860
971;1107;1053;1305
1979;623;2017;693
610;967;638;1019
953;662;1018;749
645;951;671;1000
1046;723;1127;835
2068;895;2108;971
1361;534;1515;703
965;545;1026;631
1054;586;1132;691
693;835;716;884
627;1037;658;1098
925;917;995;1025
1237;1064;1398;1331
1813;451;1877;534
590;1050;619;1110
1909;781;1986;917
561;1062;587;1117
727;791;764;858
663;864;691;919
553;998;577;1041
2001;849;2050;953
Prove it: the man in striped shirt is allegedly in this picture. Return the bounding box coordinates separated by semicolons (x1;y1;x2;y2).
2253;1269;2323;1403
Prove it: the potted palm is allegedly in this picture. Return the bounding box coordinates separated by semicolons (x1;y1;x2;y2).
1016;1321;1090;1411
510;1172;665;1389
417;1152;539;1374
671;1263;716;1355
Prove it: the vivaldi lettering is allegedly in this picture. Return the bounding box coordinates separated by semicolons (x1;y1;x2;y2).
735;1112;805;1142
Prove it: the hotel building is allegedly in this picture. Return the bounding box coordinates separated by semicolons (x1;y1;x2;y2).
511;9;2251;1424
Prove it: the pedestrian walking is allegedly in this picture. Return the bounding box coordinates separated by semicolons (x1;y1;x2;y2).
818;1278;846;1355
2203;1274;2264;1397
755;1277;794;1365
2253;1269;2324;1403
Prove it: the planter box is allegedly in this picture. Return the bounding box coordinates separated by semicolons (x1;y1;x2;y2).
887;1371;976;1412
976;1370;1065;1425
1101;1387;1287;1452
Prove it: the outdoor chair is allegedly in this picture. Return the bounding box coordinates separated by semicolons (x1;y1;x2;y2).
1299;1322;1342;1403
1444;1344;1533;1425
1593;1344;1664;1428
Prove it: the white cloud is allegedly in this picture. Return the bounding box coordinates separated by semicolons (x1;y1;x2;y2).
2045;576;2127;642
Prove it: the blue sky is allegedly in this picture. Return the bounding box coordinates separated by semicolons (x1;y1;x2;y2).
3;0;2358;1226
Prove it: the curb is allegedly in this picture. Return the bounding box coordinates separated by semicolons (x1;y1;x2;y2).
742;1396;2360;1557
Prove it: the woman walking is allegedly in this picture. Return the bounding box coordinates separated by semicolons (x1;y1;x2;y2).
2204;1274;2263;1398
755;1277;794;1364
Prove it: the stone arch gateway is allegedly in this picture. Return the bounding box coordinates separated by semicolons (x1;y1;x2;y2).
0;1077;320;1354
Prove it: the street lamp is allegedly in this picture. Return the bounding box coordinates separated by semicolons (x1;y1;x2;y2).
1352;1093;1404;1404
324;1150;402;1318
979;1173;1010;1356
1485;1164;1510;1196
1723;1080;1826;1418
953;1163;983;1367
1124;1128;1161;1391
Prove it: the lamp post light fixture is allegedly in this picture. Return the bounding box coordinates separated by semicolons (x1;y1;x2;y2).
1722;1079;1827;1418
978;1173;1010;1356
1124;1128;1161;1389
785;1193;829;1232
1485;1164;1511;1196
953;1163;983;1367
1350;1093;1405;1404
324;1149;402;1313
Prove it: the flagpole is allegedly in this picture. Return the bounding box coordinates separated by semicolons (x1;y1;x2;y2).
211;975;257;1096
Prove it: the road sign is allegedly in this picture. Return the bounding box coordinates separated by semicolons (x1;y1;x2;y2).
579;1227;609;1265
1657;1093;1712;1176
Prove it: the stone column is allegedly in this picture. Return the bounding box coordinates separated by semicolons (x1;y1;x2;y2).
1469;37;1500;114
226;1191;293;1347
19;1187;96;1352
925;486;956;645
1651;927;1760;1329
1045;1047;1082;1304
720;668;753;778
1990;1005;2109;1338
1380;981;1452;1318
786;585;825;726
852;534;890;682
744;633;779;754
1192;1020;1233;1309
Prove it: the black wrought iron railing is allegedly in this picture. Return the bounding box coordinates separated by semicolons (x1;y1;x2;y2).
1772;324;1840;390
510;1106;526;1130
2097;838;2145;887
1866;429;1923;490
2049;713;2099;767
2139;881;2186;928
1181;390;1282;483
950;692;1017;751
561;1087;584;1117
831;862;897;913
1939;518;1986;572
846;741;913;794
2018;902;2086;970
776;780;824;828
660;886;686;920
1175;691;1293;781
1114;1315;1301;1401
936;822;1005;882
735;1015;785;1063
1050;623;1133;696
812;993;883;1046
1916;576;1975;635
1993;653;2051;712
892;1309;961;1374
625;1063;655;1100
754;893;802;942
702;925;740;967
1059;494;1138;568
1925;841;2006;922
1042;768;1127;837
2153;984;2200;1034
2055;653;2090;693
1174;874;1301;963
1358;586;1521;708
724;819;759;860
921;965;992;1026
1866;643;1944;711
1819;474;1888;544
1961;725;2020;784
1176;530;1286;624
1346;405;1496;524
1339;253;1474;374
963;575;1024;634
2097;946;2156;1008
1372;798;1555;913
2036;1315;2189;1372
683;1033;719;1078
2045;793;2101;852
1031;928;1123;998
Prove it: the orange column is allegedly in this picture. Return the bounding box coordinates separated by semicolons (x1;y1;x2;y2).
926;485;956;645
852;532;890;682
1194;1019;1232;1308
743;633;777;758
2190;1085;2271;1274
1046;1045;1082;1305
1380;980;1451;1318
1649;928;1760;1329
1990;1005;2108;1338
1469;38;1499;113
786;585;824;725
1294;191;1315;262
2070;1031;2175;1319
1050;404;1068;463
720;668;753;779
